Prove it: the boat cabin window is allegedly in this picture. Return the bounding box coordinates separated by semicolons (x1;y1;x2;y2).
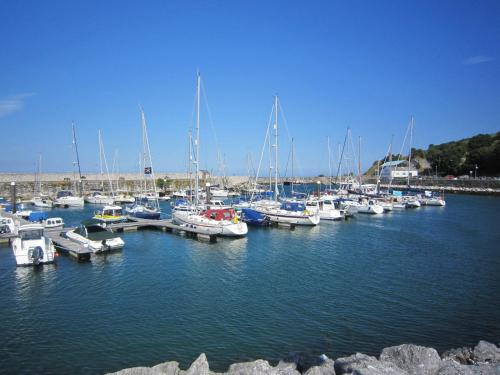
57;190;73;198
20;229;43;240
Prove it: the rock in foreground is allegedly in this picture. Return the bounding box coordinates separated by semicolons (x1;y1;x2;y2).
107;341;500;375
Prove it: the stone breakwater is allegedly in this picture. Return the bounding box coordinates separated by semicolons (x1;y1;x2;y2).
107;340;500;375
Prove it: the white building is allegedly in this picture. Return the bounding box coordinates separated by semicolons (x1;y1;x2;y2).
380;160;418;179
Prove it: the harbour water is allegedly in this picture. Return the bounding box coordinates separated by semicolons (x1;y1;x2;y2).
0;194;499;374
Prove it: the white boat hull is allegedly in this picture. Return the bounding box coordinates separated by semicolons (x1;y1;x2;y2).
65;231;125;253
357;205;384;215
85;196;114;205
172;211;248;236
255;208;320;226
54;196;84;207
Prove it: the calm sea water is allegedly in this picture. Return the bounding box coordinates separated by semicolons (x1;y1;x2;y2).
1;194;499;374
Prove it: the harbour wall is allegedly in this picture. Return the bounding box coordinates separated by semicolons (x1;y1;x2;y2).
1;173;499;197
106;340;500;374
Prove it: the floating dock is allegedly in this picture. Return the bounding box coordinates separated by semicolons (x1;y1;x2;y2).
44;229;92;262
108;217;218;243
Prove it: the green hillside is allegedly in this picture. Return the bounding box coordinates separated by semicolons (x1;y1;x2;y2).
366;132;500;177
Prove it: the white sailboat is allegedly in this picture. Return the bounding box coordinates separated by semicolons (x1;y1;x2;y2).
172;72;248;236
54;123;84;208
85;130;115;205
125;108;161;220
250;96;319;226
31;154;54;208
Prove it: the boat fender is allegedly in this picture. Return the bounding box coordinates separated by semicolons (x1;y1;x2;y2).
233;216;239;224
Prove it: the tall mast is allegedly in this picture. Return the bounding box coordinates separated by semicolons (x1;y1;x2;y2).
274;95;279;201
112;149;119;191
37;154;42;194
388;135;394;190
188;130;193;203
358;136;362;187
194;72;201;207
98;130;104;190
407;116;414;188
291;137;294;193
71;122;82;195
99;130;114;197
327;136;332;190
140;107;158;209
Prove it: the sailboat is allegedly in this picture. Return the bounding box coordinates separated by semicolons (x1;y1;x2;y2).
54;123;84;208
172;72;248;236
85;130;115;205
248;96;319;226
125;108;161;220
31;154;53;208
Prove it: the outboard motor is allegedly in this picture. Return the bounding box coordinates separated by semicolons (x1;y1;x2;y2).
29;246;44;265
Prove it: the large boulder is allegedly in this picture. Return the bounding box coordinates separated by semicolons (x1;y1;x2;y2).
380;344;441;375
438;359;500;375
441;348;475;365
182;353;210;375
151;361;181;375
276;352;302;375
304;354;336;375
107;367;157;375
334;352;408;375
227;359;278;375
474;342;500;364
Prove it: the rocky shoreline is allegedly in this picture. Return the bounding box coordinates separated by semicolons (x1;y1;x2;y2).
107;340;500;375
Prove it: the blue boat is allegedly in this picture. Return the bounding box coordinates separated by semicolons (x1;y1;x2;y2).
125;198;161;220
28;211;49;222
240;208;270;226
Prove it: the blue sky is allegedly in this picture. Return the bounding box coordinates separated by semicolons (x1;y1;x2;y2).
0;0;499;176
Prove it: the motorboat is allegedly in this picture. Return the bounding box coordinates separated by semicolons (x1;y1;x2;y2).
305;198;344;221
112;192;135;204
43;217;64;230
32;194;53;208
93;205;127;223
357;199;384;215
65;221;125;253
54;190;84;208
422;197;446;206
405;198;421;209
253;201;320;226
172;207;248;237
85;191;114;205
210;187;229;198
11;224;56;266
0;216;17;235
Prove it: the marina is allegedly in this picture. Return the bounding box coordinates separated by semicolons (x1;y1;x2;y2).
1;1;499;374
1;193;499;374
